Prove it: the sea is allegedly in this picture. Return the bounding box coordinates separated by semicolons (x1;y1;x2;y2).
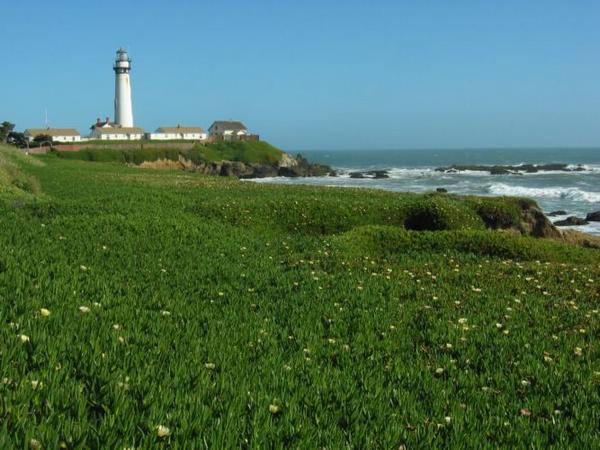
251;148;600;236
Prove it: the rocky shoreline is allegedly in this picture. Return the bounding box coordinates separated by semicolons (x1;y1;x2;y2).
137;152;336;179
435;163;585;175
549;210;600;227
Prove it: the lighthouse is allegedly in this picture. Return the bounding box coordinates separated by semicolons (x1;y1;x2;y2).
113;48;134;127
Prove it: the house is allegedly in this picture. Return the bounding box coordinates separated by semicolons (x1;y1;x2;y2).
90;126;145;140
24;128;81;143
147;125;206;141
208;121;251;141
88;117;144;140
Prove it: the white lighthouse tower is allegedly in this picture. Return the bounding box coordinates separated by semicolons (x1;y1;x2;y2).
113;48;134;127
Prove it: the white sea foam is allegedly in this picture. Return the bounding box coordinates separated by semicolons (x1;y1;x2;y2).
487;183;600;203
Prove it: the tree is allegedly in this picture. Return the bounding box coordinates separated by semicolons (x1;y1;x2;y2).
7;131;28;148
32;134;53;147
0;121;15;143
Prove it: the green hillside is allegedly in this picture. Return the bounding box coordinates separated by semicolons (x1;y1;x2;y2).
0;145;599;448
55;140;285;165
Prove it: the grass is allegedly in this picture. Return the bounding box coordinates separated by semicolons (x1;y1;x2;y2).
55;140;285;166
0;145;599;448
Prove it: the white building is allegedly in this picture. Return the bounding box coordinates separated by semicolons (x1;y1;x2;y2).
114;48;134;128
208;121;250;140
24;128;81;143
147;126;206;141
90;126;145;141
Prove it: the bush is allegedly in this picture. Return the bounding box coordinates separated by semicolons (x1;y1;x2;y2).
404;196;483;231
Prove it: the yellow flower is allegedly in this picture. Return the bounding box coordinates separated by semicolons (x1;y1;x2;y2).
269;404;281;414
40;308;51;317
30;438;42;450
156;425;171;437
574;347;583;357
20;334;30;343
204;362;216;370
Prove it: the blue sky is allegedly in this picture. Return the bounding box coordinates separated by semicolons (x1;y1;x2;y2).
1;0;599;150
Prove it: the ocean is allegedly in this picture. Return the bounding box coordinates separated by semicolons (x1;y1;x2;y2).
251;147;600;236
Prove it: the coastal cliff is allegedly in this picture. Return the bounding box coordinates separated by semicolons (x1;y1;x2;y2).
55;140;335;179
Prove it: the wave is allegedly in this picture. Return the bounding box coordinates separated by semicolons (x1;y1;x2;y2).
333;164;600;178
486;183;600;203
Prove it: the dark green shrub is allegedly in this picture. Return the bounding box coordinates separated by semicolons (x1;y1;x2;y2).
404;196;483;231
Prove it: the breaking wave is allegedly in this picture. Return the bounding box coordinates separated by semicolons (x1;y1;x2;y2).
486;183;600;203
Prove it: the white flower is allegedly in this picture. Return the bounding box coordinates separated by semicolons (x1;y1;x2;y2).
160;310;171;316
156;425;171;437
19;334;30;343
435;368;444;375
458;318;468;324
204;362;216;370
80;265;88;271
30;438;42;450
79;306;91;314
444;416;451;424
40;308;51;317
269;404;281;414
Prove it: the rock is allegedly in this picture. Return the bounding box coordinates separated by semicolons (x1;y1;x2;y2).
585;211;600;221
436;188;448;193
517;201;562;238
366;170;389;179
547;210;567;217
278;152;298;168
349;172;366;179
554;216;589;226
349;170;389;179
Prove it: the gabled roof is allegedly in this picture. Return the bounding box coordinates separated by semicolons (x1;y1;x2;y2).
24;128;80;137
156;126;204;134
208;121;247;131
90;122;117;130
92;127;145;134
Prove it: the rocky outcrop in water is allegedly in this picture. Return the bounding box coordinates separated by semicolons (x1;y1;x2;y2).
586;211;600;222
436;163;585;175
554;216;589;226
349;170;389;179
547;210;567;217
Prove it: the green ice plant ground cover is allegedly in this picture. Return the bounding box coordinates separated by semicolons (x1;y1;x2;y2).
0;146;598;448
